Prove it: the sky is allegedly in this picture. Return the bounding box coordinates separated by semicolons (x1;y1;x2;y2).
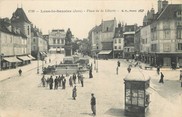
0;0;181;39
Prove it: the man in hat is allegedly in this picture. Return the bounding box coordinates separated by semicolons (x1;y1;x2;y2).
90;93;96;115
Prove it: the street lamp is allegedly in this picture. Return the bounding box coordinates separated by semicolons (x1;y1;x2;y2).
96;54;98;73
0;53;4;71
37;51;40;74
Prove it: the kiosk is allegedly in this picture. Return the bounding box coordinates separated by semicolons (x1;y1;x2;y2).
124;69;151;117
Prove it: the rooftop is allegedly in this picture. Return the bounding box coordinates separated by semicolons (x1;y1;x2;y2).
11;8;31;23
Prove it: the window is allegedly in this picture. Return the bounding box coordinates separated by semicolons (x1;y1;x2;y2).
163;43;171;52
33;38;36;43
115;46;117;49
27;26;30;35
115;39;117;43
177;29;182;39
151;44;157;52
106;27;109;31
178;43;182;50
57;39;60;44
164;30;170;39
119;46;121;49
119;39;121;43
53;39;56;44
61;39;64;44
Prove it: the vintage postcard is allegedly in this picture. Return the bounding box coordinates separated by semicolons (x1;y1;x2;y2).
0;0;182;117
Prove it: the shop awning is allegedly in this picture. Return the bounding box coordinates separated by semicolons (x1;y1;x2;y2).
28;55;36;60
49;48;57;51
98;50;112;55
3;57;22;62
18;56;32;61
43;52;47;55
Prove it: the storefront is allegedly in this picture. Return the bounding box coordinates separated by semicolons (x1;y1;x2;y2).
17;55;32;66
3;56;22;69
98;50;112;59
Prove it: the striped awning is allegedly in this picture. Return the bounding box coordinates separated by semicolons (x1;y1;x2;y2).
18;56;32;61
98;50;112;55
3;57;22;62
28;55;36;60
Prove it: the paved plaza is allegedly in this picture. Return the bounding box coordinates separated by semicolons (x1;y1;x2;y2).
0;54;182;117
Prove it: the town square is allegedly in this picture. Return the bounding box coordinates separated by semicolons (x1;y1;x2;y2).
0;0;182;117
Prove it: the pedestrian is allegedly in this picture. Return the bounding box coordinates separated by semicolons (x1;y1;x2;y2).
180;70;182;87
90;93;96;115
89;68;93;78
72;86;77;100
73;73;76;84
49;76;53;90
41;75;46;87
54;76;58;90
117;61;120;67
46;77;50;87
80;75;84;87
127;66;131;73
116;66;118;75
69;76;73;87
159;72;164;83
62;77;66;89
77;73;81;84
18;69;22;76
157;66;160;75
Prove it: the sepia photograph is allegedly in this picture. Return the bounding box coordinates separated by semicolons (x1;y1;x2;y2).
0;0;182;117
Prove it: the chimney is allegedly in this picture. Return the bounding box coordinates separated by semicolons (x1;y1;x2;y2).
158;0;162;12
162;0;168;10
118;22;121;27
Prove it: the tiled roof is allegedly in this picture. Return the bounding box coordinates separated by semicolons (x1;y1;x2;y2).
93;24;102;32
157;4;182;20
114;27;123;38
11;8;31;23
0;19;27;38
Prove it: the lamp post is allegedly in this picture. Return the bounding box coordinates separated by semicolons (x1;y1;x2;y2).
0;53;4;71
96;54;98;73
37;38;40;74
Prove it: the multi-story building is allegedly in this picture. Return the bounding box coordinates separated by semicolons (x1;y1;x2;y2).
134;27;142;60
0;18;31;70
123;24;137;59
11;7;32;55
31;27;48;60
113;23;124;58
48;29;65;54
140;0;182;67
90;25;102;57
89;18;117;58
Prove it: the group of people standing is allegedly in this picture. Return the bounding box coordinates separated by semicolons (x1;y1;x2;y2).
41;74;67;90
41;73;84;90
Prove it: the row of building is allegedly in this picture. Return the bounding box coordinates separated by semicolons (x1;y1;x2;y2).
0;7;73;70
88;0;182;68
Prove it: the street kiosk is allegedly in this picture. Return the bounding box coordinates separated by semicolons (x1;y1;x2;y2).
124;69;151;117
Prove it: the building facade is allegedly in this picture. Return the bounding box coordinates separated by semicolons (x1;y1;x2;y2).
48;29;65;53
123;25;137;59
113;23;124;58
89;18;117;58
11;7;32;55
0;18;30;70
140;0;182;67
31;27;48;60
